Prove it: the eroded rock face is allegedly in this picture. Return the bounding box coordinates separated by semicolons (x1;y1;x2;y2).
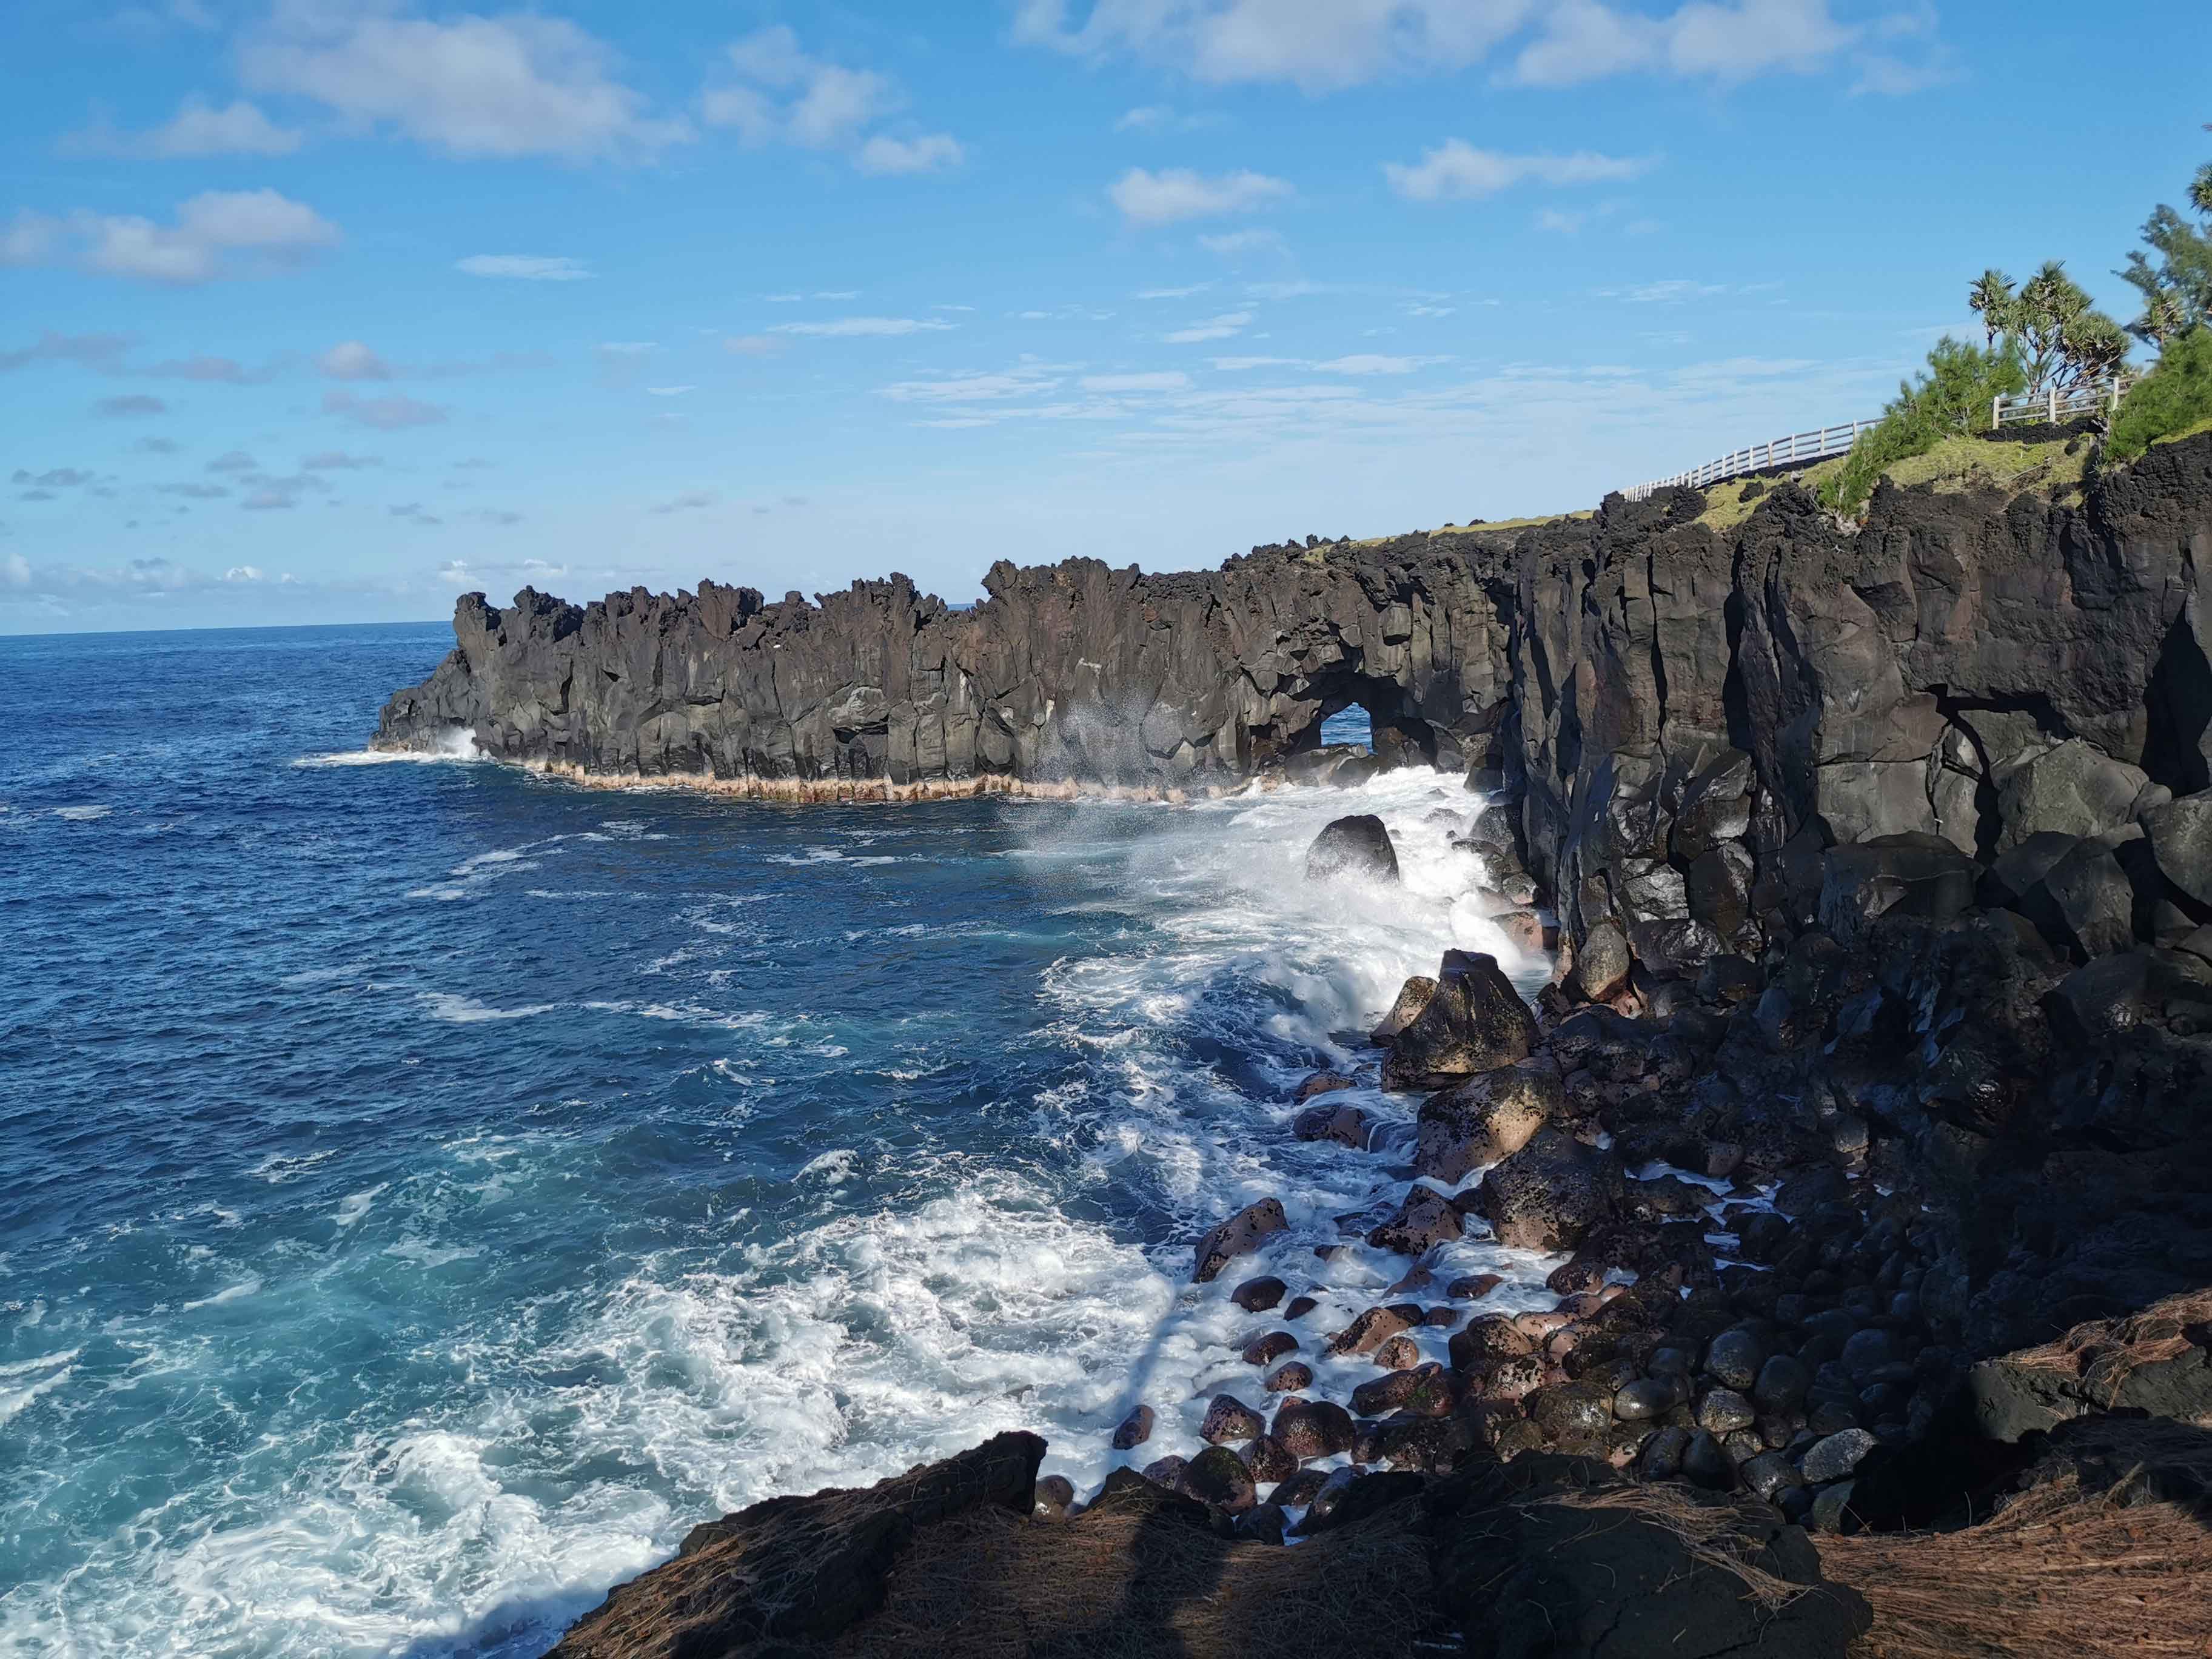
544;1431;1043;1658
378;534;1520;792
1435;1452;1870;1659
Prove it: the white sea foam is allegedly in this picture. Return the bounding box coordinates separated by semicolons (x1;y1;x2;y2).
420;991;560;1025
0;1350;78;1426
180;1276;263;1311
333;1185;387;1228
296;728;485;766
6;766;1581;1659
53;804;113;822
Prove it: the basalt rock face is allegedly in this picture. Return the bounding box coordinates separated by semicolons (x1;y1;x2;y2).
376;540;1518;790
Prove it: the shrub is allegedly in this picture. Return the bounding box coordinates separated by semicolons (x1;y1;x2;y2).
1818;337;2026;516
2106;326;2212;461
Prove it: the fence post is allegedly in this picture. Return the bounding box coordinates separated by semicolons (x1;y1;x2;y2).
2048;387;2059;424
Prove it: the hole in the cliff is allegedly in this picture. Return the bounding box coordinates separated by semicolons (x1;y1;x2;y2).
1318;703;1374;754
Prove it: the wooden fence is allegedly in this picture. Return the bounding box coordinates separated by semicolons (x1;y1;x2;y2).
1621;379;2129;503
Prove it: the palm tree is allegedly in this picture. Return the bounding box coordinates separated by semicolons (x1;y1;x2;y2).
2190;160;2212;222
1968;269;2016;349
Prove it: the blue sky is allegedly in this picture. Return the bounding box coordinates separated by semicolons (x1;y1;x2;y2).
2;0;2207;634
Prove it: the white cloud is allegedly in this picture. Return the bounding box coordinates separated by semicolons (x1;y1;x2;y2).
855;133;964;175
1600;278;1738;302
1137;284;1212;300
1081;371;1191;392
224;565;266;582
881;366;1068;403
703;27;960;175
241;8;686;161
646;385;695;397
1313;354;1438;374
1114;104;1222;132
1164;309;1253;343
318;340;392;380
2;190;338;285
1384;141;1654;201
301;451;378;470
323;388;447;429
1017;0;1532;91
1512;0;1858;88
1109;167;1291;226
769;317;956;338
1198;228;1290;260
455;253;591;281
1019;0;1931;93
65;96;304;159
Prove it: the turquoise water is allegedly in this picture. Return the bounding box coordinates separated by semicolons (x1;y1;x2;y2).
0;623;1543;1657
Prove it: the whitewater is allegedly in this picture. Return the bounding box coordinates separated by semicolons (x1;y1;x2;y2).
0;622;1555;1657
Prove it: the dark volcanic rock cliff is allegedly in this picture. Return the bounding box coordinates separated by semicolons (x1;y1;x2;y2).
383;431;2212;1359
375;542;1516;792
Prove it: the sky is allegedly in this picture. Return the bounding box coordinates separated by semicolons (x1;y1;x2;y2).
2;0;2208;635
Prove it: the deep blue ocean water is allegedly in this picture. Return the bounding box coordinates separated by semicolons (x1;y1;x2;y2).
0;622;1549;1657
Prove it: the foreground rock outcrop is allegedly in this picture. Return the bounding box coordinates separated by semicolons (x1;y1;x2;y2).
543;1437;1869;1658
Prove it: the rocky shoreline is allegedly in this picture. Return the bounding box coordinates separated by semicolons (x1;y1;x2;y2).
375;430;2212;1654
536;789;2212;1656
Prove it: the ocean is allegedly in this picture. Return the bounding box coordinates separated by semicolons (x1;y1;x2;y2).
0;620;1552;1657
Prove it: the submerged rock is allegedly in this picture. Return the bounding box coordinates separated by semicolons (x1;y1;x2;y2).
1191;1197;1287;1283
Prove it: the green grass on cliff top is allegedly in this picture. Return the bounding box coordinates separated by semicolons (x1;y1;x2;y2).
1692;430;2091;531
1339;509;1593;549
1346;426;2118;547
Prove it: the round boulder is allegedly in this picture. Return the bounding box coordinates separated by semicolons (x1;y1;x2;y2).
1200;1394;1267;1444
1415;1056;1565;1184
1307;814;1401;883
1180;1444;1256;1513
1475;1127;1627;1252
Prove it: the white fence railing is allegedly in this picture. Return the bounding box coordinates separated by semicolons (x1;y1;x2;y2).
1621;379;2129;503
1622;422;1877;500
1992;379;2129;429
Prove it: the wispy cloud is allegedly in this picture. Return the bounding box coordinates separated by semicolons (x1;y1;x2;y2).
1;190;338;284
1384;142;1656;201
323;388;447;429
1164;309;1253;343
62;96;303;159
770;317;956;338
1110;167;1291;226
240;8;689;161
455;254;591;281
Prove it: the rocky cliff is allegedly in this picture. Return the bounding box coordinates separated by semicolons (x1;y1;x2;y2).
381;432;2212;1657
375;540;1516;793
